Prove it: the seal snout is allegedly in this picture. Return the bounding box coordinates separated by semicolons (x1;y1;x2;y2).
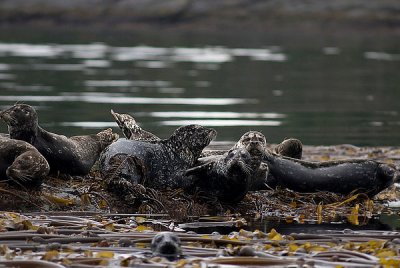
151;232;182;261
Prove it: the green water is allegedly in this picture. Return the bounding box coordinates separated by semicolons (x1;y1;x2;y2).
0;26;399;146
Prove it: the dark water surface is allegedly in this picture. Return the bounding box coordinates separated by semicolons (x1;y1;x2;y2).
0;26;399;146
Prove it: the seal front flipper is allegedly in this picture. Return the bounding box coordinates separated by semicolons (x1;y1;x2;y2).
111;110;160;142
101;153;147;186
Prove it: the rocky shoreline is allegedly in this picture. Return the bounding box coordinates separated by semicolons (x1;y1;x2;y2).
0;0;399;33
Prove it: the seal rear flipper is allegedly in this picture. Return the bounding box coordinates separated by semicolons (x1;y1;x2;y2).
195;155;222;166
111;110;160;142
185;162;214;177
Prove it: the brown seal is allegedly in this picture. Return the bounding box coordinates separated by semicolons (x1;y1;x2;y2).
0;104;118;176
274;138;303;159
0;136;49;187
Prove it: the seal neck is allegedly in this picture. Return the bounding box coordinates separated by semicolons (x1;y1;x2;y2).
9;126;37;144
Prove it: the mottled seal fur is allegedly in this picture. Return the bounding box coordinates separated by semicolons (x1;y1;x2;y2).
151;232;182;261
0;104;118;176
263;152;398;196
99;124;217;189
186;148;252;204
196;131;269;191
0;136;49;187
274;138;302;159
111;110;160;142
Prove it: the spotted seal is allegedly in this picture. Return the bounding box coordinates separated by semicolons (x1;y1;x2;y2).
0;136;49;187
0;104;118;176
99;124;217;189
151;232;183;261
111;110;160;142
262;152;398;196
186;148;252;204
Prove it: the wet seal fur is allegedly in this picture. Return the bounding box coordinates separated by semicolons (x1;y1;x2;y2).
186;148;252;204
0;104;118;176
274;137;303;159
111;110;160;142
196;131;270;191
0;136;49;187
263;152;398;197
151;232;183;261
99;124;217;189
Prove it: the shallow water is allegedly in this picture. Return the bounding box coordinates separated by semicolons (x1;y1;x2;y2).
0;26;399;146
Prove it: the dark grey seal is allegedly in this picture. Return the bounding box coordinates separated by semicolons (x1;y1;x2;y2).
0;136;49;187
195;131;270;191
151;232;183;261
111;110;160;142
0;104;118;176
99;124;217;189
186;148;252;204
263;152;398;197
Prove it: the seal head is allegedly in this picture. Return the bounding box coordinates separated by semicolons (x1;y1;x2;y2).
0;137;50;187
151;232;182;261
186;148;252;204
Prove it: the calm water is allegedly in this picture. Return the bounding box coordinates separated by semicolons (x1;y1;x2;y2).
0;26;399;146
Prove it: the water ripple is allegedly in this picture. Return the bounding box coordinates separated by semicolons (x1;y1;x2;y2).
0;94;255;105
0;42;287;64
146;111;285;119
364;52;399;61
160;120;281;126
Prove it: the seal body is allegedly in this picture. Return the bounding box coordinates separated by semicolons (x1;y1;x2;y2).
151;232;182;261
186;148;252;204
263;153;398;196
0;137;49;187
99;124;216;189
196;131;269;191
0;104;118;176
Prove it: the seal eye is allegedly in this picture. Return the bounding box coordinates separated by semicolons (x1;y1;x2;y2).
155;236;163;244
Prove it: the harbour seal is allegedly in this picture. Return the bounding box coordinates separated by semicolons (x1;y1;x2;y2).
0;136;49;187
0;104;118;176
274;138;302;159
151;232;183;261
111;110;160;142
99;124;217;189
262;152;398;196
185;148;252;204
195;131;270;191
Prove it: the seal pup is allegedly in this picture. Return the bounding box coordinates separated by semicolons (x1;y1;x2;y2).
99;124;217;189
262;152;398;197
0;104;118;176
151;232;183;261
185;148;252;204
0;136;49;187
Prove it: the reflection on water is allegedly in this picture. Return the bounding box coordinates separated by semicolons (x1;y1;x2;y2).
0;27;399;145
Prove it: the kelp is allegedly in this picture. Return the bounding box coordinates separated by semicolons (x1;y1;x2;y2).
0;212;399;267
